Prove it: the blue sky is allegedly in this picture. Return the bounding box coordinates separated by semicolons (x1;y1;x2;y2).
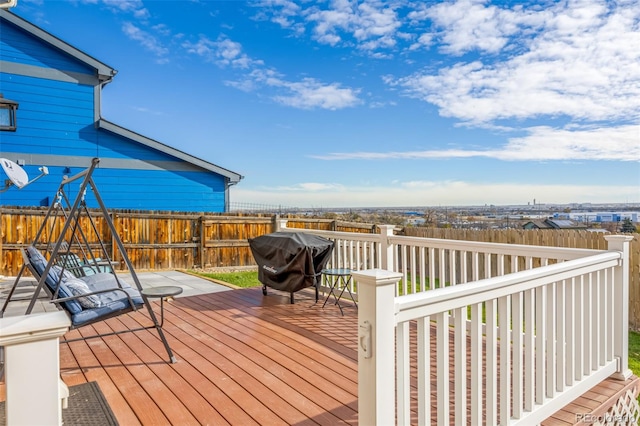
14;0;640;208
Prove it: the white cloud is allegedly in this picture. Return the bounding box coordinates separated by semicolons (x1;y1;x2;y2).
496;125;640;161
269;182;347;192
215;38;263;69
310;124;640;162
248;69;361;109
253;0;403;53
224;78;259;93
182;36;264;69
183;35;361;110
351;2;401;49
102;0;149;18
391;1;640;124
121;22;169;57
78;1;169;59
152;23;172;37
271;78;361;110
423;0;547;55
409;32;434;51
326;0;402;52
233;181;640;208
306;6;351;46
131;106;164;116
251;0;303;31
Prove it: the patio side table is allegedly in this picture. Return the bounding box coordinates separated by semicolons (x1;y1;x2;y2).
321;268;356;315
141;286;183;327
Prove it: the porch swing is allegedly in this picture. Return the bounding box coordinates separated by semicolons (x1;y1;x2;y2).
0;158;177;363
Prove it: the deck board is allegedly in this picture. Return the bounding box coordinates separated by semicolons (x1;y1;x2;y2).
1;286;636;425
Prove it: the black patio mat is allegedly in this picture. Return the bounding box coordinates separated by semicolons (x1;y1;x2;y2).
0;381;118;425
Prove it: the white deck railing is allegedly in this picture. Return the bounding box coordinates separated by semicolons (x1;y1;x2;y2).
277;221;634;425
0;311;71;426
277;220;610;297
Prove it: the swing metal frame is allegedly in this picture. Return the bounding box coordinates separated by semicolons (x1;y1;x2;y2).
1;158;177;363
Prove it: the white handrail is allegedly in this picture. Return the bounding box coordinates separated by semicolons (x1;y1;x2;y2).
278;220;607;300
277;220;603;262
389;234;600;260
395;251;619;322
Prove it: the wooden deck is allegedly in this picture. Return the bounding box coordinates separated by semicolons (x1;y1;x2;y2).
1;286;637;425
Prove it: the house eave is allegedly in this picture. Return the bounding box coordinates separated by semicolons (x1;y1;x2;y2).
97;119;243;185
0;9;117;82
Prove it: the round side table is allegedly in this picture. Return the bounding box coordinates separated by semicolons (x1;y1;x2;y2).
141;286;183;327
321;268;355;315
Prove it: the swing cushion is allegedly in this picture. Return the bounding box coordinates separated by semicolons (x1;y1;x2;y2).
24;246;144;326
80;273;143;305
25;246;83;314
68;274;144;327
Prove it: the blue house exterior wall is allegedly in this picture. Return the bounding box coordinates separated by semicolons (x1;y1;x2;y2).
0;11;241;212
0;74;96;156
1;19;91;73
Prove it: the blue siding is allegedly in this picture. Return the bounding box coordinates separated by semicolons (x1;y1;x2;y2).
90;169;226;212
0;164;54;207
96;129;193;161
0;74;99;156
1;19;94;74
0;166;226;212
0;15;232;213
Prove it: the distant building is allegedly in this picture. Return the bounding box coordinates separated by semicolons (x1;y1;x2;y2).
553;212;639;223
0;10;242;212
404;217;426;226
523;219;588;230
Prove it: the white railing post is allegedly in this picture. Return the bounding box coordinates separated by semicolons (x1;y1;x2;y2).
605;235;634;380
378;225;395;271
0;311;71;426
353;269;402;426
276;219;288;231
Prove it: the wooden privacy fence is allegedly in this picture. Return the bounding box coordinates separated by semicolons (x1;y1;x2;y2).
1;207;638;327
0;207;376;276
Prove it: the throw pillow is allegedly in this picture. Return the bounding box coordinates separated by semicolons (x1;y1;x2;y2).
51;265;76;281
64;278;103;309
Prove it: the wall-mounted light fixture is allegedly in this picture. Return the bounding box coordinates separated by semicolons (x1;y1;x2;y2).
0;94;19;131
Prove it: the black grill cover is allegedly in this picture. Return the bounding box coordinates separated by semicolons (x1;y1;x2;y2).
249;232;334;293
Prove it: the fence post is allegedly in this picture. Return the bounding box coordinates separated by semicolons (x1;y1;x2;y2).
377;225;395;270
352;269;402;425
605;235;634;380
0;311;71;426
110;212;117;266
198;215;204;269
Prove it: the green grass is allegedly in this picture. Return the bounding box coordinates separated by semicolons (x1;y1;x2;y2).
630;331;640;404
189;270;261;288
190;270;441;294
629;331;640;376
396;275;442;296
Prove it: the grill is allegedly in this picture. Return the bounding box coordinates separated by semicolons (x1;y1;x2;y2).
248;232;334;303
